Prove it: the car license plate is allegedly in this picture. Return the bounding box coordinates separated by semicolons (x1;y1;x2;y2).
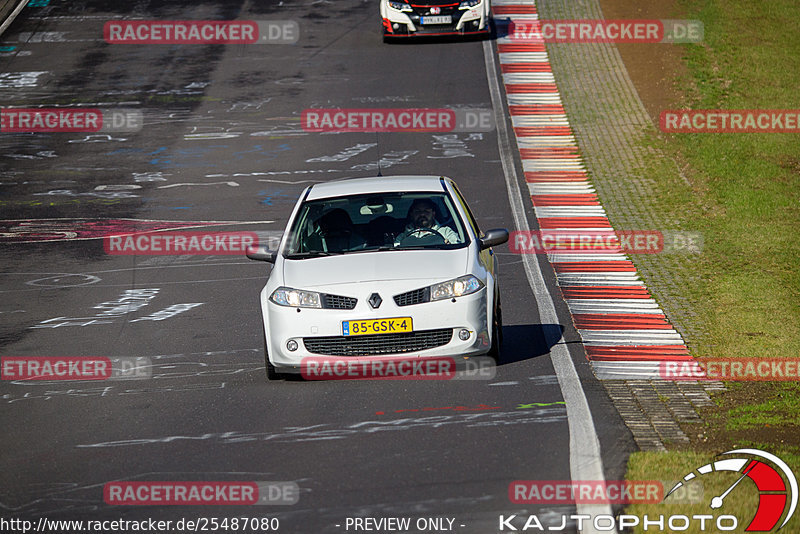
420;15;452;25
342;317;413;336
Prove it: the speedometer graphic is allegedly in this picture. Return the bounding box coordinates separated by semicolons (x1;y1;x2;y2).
665;449;798;531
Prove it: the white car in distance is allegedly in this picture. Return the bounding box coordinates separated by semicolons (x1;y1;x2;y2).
247;175;508;380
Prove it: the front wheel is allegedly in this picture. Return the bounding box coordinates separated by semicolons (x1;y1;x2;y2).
263;330;283;381
488;292;503;361
266;356;283;381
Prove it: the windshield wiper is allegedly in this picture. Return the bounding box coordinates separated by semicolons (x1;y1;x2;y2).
346;245;411;253
393;244;454;251
285;251;344;259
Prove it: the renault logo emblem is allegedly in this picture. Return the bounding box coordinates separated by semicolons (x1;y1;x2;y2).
368;293;382;309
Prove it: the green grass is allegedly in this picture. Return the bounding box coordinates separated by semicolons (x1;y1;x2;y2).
623;1;800;530
675;0;800;360
724;383;800;430
641;0;800;359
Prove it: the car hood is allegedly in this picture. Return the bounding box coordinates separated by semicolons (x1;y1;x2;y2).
281;249;469;289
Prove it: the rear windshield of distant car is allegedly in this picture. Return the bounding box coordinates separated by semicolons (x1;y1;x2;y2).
284;191;471;258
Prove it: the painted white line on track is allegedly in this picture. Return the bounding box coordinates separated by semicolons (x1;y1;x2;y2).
0;0;28;38
483;39;617;534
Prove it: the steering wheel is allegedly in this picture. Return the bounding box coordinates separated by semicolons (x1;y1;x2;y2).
398;227;446;246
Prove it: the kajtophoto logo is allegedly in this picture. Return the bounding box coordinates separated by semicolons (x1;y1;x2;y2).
665;449;797;531
498;449;796;531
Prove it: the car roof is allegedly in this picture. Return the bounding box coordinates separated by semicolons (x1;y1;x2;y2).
305;175;450;200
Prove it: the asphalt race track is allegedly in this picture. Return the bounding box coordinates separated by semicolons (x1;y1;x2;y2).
1;1;633;532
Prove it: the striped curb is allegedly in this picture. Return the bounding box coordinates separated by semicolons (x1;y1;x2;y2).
493;0;697;381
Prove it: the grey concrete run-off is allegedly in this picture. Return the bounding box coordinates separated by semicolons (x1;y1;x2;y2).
603;380;724;451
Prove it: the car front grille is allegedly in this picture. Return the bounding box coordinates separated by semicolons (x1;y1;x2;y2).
321;293;357;310
410;2;459;16
303;329;453;356
393;287;430;307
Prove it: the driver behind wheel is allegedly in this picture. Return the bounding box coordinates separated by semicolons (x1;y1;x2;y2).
394;198;458;245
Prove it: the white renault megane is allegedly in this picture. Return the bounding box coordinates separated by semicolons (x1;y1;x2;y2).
247;175;508;380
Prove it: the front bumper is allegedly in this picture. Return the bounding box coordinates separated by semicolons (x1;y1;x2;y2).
260;284;490;371
382;2;490;37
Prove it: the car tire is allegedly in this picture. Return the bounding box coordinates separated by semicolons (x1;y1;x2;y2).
266;356;283;381
263;330;283;381
488;292;503;361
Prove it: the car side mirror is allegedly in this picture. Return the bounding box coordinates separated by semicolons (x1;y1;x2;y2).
479;228;509;250
246;245;277;263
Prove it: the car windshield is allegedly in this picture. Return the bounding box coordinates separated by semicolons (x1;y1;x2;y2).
284;191;470;257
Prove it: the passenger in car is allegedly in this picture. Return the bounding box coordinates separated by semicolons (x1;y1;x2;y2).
314;208;367;252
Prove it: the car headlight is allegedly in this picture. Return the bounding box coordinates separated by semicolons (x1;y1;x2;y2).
459;0;480;8
389;0;413;12
270;287;321;308
430;275;484;301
